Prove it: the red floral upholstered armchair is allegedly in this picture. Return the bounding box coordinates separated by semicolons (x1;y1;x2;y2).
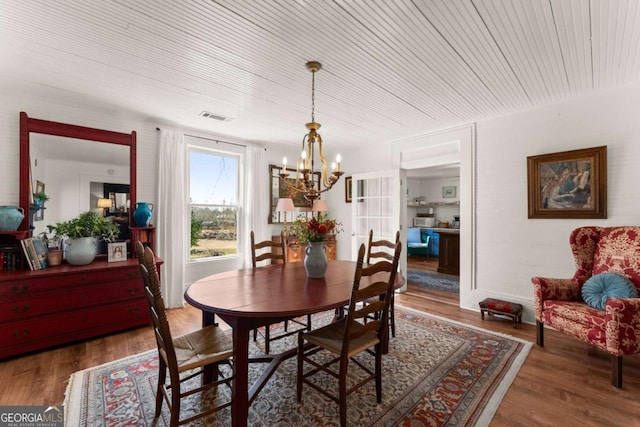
532;226;640;388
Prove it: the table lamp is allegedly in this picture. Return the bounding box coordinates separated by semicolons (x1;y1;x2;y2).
275;198;295;236
97;198;112;216
312;199;328;219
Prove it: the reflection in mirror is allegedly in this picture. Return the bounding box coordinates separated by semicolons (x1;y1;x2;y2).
29;135;129;237
102;183;130;215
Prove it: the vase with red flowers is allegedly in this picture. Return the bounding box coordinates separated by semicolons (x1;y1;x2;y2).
291;213;341;278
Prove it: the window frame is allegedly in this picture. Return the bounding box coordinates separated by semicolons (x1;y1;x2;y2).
186;142;244;263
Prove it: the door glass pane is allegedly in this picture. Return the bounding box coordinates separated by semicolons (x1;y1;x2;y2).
367;178;380;197
380;218;393;237
369;198;381;216
380;176;392;196
356;217;369;237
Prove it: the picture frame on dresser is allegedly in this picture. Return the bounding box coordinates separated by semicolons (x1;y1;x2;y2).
108;242;127;262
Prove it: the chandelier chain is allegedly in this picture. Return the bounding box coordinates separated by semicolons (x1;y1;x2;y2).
311;69;315;123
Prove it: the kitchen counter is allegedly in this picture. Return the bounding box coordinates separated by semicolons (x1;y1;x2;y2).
423;227;460;233
436;231;459;275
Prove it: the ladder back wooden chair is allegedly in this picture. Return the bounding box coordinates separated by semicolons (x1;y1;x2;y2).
297;241;402;427
250;230;286;266
250;231;311;354
135;242;233;426
365;230;401;337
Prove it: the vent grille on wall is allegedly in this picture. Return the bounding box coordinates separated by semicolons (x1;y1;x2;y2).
199;111;233;122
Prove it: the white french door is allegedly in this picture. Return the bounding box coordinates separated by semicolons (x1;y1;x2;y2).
350;169;404;280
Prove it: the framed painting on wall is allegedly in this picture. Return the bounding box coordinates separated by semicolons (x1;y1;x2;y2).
442;186;456;198
345;176;364;203
269;165;320;223
527;145;607;219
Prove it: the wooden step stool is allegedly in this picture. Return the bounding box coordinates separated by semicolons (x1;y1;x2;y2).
479;298;523;328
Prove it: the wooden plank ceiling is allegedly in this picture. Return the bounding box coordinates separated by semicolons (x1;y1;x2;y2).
1;0;639;149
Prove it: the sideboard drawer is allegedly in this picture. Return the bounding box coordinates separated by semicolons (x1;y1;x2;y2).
0;299;150;358
0;265;140;298
0;278;145;322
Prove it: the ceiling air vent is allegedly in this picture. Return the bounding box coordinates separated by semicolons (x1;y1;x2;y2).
199;111;233;122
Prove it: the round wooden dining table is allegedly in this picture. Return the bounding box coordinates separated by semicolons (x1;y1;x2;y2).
184;260;404;427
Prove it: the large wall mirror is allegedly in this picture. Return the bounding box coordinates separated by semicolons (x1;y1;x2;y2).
19;112;137;244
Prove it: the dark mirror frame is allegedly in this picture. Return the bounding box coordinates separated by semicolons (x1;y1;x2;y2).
19;111;137;233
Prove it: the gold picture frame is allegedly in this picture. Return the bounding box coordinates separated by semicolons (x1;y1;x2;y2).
269;165;320;224
527;146;607;219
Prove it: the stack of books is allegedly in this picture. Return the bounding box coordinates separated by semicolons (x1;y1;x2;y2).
21;237;49;270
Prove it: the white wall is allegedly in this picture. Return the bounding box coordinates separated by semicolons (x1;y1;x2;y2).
467;82;640;321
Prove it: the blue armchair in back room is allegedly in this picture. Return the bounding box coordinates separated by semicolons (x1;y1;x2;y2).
407;227;430;257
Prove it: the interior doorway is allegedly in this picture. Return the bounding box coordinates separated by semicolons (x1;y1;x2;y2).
404;164;460;305
397;123;475;309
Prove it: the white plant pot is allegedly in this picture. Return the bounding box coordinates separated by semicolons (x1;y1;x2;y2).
65;237;98;265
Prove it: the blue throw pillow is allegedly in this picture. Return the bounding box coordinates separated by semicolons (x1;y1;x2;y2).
581;272;639;310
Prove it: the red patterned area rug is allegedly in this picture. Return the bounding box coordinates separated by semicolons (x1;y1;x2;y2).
65;307;531;426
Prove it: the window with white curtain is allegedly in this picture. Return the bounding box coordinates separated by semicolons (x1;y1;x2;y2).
188;144;242;260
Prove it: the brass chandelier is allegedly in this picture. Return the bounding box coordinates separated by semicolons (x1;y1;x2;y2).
280;61;344;203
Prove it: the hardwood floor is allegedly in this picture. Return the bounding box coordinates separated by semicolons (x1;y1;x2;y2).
1;285;639;426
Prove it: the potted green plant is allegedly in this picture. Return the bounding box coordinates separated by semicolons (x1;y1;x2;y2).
33;191;49;207
48;211;120;265
39;225;64;266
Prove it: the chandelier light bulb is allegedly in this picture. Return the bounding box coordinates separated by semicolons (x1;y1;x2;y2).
331;162;336;171
282;157;287;168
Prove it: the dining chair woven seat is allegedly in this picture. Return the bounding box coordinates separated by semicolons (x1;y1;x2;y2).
297;241;402;427
172;326;233;372
302;317;379;357
135;242;233;427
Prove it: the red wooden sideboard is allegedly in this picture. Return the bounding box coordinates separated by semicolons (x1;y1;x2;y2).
0;258;159;359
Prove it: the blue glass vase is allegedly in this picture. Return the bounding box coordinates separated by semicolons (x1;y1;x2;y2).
0;206;25;231
133;202;154;227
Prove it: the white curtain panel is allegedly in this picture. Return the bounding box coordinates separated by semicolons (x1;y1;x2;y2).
156;130;187;308
244;146;269;267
